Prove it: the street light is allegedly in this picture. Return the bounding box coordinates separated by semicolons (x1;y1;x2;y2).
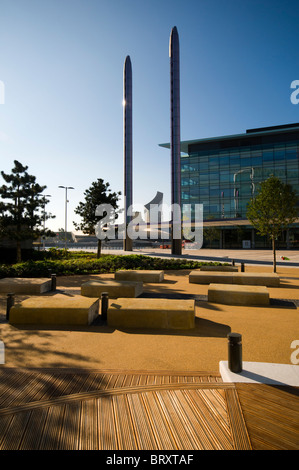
58;186;74;250
42;194;51;250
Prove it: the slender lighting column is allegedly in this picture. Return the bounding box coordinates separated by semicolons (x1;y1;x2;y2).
58;186;74;250
169;26;182;255
123;55;133;251
42;194;51;250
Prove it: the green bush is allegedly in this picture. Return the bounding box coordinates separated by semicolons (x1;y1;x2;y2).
0;254;228;278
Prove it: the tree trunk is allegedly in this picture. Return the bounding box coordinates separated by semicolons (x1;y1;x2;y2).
272;237;276;273
97;239;102;258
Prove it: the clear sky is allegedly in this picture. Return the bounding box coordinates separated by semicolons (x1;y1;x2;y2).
1;0;299;233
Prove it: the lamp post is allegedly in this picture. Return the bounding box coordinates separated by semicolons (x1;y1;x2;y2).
42;194;51;250
58;186;74;250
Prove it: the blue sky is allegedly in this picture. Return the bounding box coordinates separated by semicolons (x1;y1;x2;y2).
1;0;299;232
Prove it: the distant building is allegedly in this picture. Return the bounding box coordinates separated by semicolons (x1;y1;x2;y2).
160;123;299;249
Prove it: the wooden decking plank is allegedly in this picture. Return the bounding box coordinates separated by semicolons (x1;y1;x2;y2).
154;389;199;449
225;388;252;450
79;398;99;450
97;395;118;450
0;371;37;408
236;383;299;450
0;414;14;449
112;394;139;450
58;401;81;450
0;410;32;450
19;408;48;450
38;404;65;450
185;389;234;450
142;390;178;450
127;392;159;450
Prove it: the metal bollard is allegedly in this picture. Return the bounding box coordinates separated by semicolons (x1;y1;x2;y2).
241;263;245;272
231;259;235;266
51;273;56;291
6;293;15;321
228;333;242;373
101;292;109;322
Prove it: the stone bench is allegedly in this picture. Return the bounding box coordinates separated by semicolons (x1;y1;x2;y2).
114;270;164;283
9;294;99;325
0;278;52;294
199;266;238;272
189;271;280;287
208;284;270;306
107;298;195;329
81;280;143;298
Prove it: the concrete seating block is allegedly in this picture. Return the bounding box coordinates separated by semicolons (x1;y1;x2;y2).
81;279;143;298
189;271;280;287
114;270;164;283
208;283;270;306
199;265;238;272
233;272;280;287
107;298;195;329
9;294;99;325
189;271;234;284
0;277;52;294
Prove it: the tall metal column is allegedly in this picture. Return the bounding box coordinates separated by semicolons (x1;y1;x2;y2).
169;26;182;255
123;55;133;251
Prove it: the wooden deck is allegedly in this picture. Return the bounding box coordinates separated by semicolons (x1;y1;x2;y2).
0;368;298;450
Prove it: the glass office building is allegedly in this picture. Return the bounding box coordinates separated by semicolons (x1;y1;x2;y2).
161;123;299;248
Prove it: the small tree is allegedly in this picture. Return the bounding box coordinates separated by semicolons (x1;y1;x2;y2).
73;179;121;258
247;175;298;272
0;160;55;262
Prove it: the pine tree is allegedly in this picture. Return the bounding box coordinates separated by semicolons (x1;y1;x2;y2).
0;160;54;262
73;179;121;258
246;175;298;272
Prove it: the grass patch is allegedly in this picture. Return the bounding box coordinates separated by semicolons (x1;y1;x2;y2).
0;251;228;278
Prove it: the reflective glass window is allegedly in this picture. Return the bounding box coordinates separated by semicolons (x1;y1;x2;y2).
199;187;209;196
199;162;208;170
263;151;273;161
251;156;262;166
239;157;251;167
220;171;230;182
209;156;219;166
274;150;285;161
286;149;298;160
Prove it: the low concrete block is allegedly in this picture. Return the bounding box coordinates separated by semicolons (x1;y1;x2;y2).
233;272;280;287
189;271;234;284
189;271;280;287
81;280;143;298
107;298;195;329
208;283;270;306
199;265;238;272
114;270;164;283
0;278;52;294
9;294;99;325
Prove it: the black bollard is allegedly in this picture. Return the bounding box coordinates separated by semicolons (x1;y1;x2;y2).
241;263;245;272
228;333;242;373
6;293;15;321
231;259;235;266
101;292;109;322
51;273;57;291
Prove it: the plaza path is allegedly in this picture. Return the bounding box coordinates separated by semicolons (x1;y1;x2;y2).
0;251;299;450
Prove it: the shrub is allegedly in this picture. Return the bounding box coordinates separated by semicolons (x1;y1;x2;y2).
0;254;228;278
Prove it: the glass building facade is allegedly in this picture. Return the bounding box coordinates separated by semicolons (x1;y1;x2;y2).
161;123;299;248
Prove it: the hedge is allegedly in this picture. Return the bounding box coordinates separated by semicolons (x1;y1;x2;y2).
0;254;227;278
